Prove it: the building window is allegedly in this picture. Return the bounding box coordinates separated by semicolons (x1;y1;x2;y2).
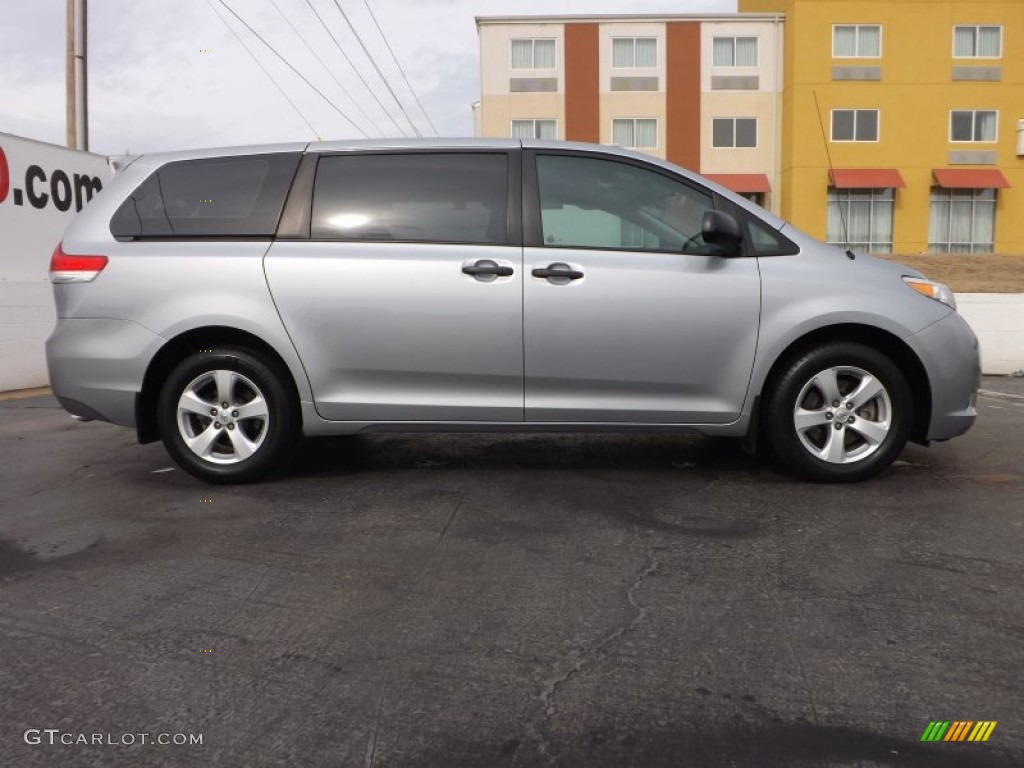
950;110;997;142
611;119;658;149
612;37;657;68
954;26;1002;58
827;188;894;254
712;37;758;67
928;188;996;254
511;119;557;140
833;25;882;58
511;39;556;70
831;109;879;142
712;118;757;148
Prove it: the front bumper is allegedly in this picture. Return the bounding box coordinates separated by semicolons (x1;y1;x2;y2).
45;318;164;427
907;310;980;441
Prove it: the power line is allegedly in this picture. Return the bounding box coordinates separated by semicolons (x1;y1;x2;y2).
215;0;369;138
205;0;321;140
330;0;421;137
360;0;439;137
266;0;381;137
302;0;409;138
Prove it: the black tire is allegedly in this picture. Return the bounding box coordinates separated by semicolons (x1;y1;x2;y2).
157;347;299;484
762;342;912;483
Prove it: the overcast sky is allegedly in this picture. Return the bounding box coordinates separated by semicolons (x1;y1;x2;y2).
0;0;735;155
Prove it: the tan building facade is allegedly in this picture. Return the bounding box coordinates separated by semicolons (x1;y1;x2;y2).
476;14;785;212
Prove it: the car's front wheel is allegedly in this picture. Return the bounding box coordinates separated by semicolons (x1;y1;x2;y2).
157;348;299;483
763;342;912;482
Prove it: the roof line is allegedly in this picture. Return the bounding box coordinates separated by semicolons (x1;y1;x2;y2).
475;13;785;26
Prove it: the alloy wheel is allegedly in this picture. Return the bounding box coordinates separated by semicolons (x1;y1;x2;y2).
176;369;270;464
791;365;892;465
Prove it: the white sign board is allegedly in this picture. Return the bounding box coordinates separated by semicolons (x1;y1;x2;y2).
0;132;110;280
0;132;111;391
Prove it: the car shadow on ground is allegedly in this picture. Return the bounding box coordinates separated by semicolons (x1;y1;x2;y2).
283;432;768;478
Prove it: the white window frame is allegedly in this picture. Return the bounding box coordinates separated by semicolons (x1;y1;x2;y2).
711;117;759;148
711;36;759;67
830;109;881;143
928;188;997;254
510;119;558;140
827;187;895;254
611;37;658;69
510;38;557;70
949;110;999;143
832;24;883;59
610;118;659;149
952;25;1003;59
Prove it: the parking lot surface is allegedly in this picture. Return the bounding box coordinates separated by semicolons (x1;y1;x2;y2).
1;378;1022;767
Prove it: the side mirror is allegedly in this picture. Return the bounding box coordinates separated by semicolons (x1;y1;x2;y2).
701;210;743;255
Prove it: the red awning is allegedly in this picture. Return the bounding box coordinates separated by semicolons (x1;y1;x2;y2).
704;173;772;193
829;168;906;188
933;168;1010;189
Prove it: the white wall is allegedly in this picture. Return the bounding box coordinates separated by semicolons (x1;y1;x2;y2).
0;133;110;391
957;294;1024;376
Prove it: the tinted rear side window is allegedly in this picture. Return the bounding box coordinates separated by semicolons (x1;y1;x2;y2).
311;153;509;244
110;153;300;238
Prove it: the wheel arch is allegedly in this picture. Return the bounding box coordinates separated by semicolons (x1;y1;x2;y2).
136;326;302;444
754;323;932;445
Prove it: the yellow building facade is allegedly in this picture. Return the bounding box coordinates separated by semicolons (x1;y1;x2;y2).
741;0;1024;254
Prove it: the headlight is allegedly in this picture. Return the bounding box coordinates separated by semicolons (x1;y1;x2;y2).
903;276;957;311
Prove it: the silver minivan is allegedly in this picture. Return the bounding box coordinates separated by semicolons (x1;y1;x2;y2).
46;139;979;483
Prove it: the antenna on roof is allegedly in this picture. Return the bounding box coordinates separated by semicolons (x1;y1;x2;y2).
813;89;856;260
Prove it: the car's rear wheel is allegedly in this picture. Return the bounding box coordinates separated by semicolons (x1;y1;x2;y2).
157;348;298;483
763;342;912;482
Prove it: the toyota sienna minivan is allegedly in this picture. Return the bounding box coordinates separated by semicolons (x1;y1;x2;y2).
46;139;980;483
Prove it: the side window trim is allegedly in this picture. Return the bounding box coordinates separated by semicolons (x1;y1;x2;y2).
522;149;731;254
507;148;524;247
276;152;318;239
292;148;521;246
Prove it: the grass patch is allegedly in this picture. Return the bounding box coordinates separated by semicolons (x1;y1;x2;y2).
875;253;1024;294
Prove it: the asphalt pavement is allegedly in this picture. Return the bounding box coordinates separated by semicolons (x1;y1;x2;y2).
1;378;1022;767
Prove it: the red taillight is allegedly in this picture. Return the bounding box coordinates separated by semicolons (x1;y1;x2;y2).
50;244;108;283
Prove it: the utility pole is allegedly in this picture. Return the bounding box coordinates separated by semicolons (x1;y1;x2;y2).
66;0;88;150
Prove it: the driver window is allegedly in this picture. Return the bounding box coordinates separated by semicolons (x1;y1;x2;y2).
535;154;715;253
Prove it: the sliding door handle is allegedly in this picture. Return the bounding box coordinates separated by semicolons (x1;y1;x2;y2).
532;264;584;280
462;260;514;277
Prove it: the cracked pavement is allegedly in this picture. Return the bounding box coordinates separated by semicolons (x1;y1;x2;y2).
1;377;1022;767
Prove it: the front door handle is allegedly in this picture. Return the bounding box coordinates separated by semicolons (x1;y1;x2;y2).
463;260;513;277
532;263;584;280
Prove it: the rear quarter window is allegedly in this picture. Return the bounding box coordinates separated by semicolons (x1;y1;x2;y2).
110;153;300;238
